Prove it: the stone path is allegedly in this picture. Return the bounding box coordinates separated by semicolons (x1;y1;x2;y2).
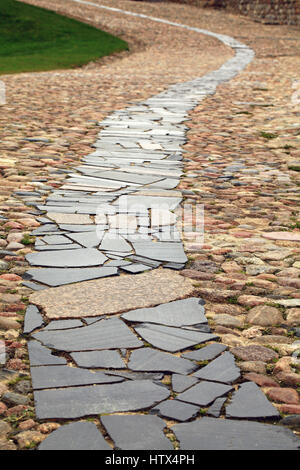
0;0;300;451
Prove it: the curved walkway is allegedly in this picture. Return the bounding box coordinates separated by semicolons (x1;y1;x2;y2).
1;1;300;451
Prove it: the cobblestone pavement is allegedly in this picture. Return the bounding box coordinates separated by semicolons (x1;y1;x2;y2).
0;0;300;450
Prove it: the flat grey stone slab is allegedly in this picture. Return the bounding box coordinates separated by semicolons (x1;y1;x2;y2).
100;233;132;253
207;397;227;418
152;399;199;422
101;415;173;450
122;298;207;327
28;340;67;366
133;241;187;263
31;365;124;389
128;348;197;375
182;343;227;361
90;170;163;186
226;382;280;419
44;320;83;330
33;317;143;352
39;422;111;450
120;263;152;273
134;323;218;352
34;380;170;419
117;195;182;211
26;248;107;268
177;381;233;407
71;350;125;369
66;231;103;248
23;305;44;334
172;417;300;450
42;235;73;245
172;374;198;393
34;243;82;251
59;224;97;232
26;267;118;287
193;351;240;384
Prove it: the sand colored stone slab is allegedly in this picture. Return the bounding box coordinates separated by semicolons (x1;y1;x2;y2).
47;213;93;225
29;269;194;319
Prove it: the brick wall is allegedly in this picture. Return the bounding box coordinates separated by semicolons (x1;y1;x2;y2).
165;0;300;26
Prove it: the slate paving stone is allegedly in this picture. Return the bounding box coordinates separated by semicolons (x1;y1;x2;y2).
66;231;104;248
117;195;182;211
133;241;187;263
44;320;83;330
207;397;227;418
34;380;170;419
172;417;300;450
226;382;280;419
152;399;200;422
101;414;173;450
182;343;227;361
172;374;199;393
128;348;197;375
193;351;241;384
58;224;98;232
33;317;143;352
89;170;163;186
177;381;233;407
100;233;132;253
23;305;44;334
71;350;125;369
105;370;164;381
26;248;107;268
42;235;73;245
34;243;82;251
39;422;111;450
28;340;67;366
26;266;118;287
122;298;207;327
120;263;152;273
134;323;218;352
30;365;124;389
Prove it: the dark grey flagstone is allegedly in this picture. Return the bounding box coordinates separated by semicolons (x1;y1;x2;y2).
33;317;143;352
71;350;125;369
121;298;207;327
34;243;82;251
26;248;107;268
207;397;227;418
34;380;170;419
100;233;132;253
65;231;104;248
58;224;98;232
25;266;118;287
134;323;218;352
193;351;240;384
177;381;233;407
30;365;124;389
39;422;111;451
42;235;73;245
28;340;67;367
225;381;280;419
23;305;44;334
128;348;197;375
43;320;83;330
120;263;152;273
172;418;300;450
101;414;173;450
182;343;227;361
85;170;164;186
133;241;187;263
171;374;199;393
152;399;199;422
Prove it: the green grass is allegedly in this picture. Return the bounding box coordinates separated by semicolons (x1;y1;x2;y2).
0;0;129;74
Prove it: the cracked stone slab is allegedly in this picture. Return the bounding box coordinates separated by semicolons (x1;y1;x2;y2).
122;298;207;327
25;266;118;287
207;397;227;418
128;348;197;375
182;343;227;362
30;365;124;389
34;380;170;419
33;317;143;352
134;323;218;352
71;350;125;369
29;269;194;319
39;422;111;450
226;382;280;419
23;305;44;334
26;248;107;268
28;340;67;366
101;415;173;450
172;417;300;450
177;381;233;407
193;351;241;384
152;399;200;422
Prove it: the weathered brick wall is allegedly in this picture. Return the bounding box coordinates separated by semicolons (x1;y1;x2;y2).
165;0;300;26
